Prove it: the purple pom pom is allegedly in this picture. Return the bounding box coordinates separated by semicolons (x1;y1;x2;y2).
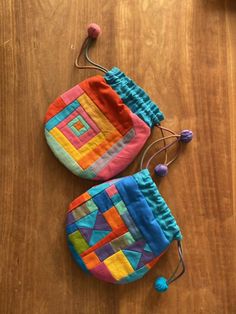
180;130;193;143
154;164;168;177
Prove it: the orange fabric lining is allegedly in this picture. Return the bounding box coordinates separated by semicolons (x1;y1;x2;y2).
79;76;133;136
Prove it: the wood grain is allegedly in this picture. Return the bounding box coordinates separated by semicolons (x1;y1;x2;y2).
0;0;235;313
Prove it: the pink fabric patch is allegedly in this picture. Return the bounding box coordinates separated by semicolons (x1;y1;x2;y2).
61;84;84;104
57;106;100;149
94;113;150;180
58;125;97;149
90;263;116;283
106;185;118;198
58;105;99;132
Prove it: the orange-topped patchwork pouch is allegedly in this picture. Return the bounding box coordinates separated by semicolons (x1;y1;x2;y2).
44;25;164;181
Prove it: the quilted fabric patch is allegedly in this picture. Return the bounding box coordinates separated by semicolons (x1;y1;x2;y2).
66;169;182;284
44;68;165;181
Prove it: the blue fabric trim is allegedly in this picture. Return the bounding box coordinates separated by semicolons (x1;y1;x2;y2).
116;176;170;256
93;191;114;213
133;169;182;242
45;100;80;131
67;238;89;273
88;182;111;197
104;67;164;128
66;222;78;235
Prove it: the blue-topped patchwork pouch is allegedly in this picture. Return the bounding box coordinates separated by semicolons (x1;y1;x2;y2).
66;169;185;292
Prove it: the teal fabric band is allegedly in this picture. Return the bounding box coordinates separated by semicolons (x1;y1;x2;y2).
133;169;182;242
104;67;164;128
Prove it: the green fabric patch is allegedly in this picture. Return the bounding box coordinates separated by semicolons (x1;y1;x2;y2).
86;199;98;212
68;115;90;137
110;232;135;251
45;130;96;179
72;204;90;221
68;230;89;254
115;200;127;215
111;193;122;205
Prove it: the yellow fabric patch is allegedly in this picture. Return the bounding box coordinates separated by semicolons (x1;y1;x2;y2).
104;250;134;280
49;93;123;169
76;94;122;164
49;127;81;161
78;93;116;134
78;130;122;169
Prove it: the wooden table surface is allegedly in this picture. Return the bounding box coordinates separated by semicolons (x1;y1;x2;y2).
1;1;235;313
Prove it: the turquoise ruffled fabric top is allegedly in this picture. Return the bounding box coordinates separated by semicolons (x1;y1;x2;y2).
105;67;164;128
133;169;182;242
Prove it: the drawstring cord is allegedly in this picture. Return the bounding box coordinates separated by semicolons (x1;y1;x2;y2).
140;124;193;176
154;240;185;292
140;134;179;170
75;26;108;74
140;125;181;171
167;241;185;285
84;37;108;73
160;126;168;164
144;136;179;170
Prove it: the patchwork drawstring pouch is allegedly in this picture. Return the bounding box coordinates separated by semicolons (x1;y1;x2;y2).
44;24;177;181
66;169;185;292
45;23;193;292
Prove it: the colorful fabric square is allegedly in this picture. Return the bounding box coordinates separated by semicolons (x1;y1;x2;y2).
66;169;182;284
44;68;162;181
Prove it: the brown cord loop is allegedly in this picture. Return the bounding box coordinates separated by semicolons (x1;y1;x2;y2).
167;241;185;285
75;37;108;74
140;124;181;171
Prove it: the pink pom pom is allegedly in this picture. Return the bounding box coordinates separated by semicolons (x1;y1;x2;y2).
87;23;101;39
